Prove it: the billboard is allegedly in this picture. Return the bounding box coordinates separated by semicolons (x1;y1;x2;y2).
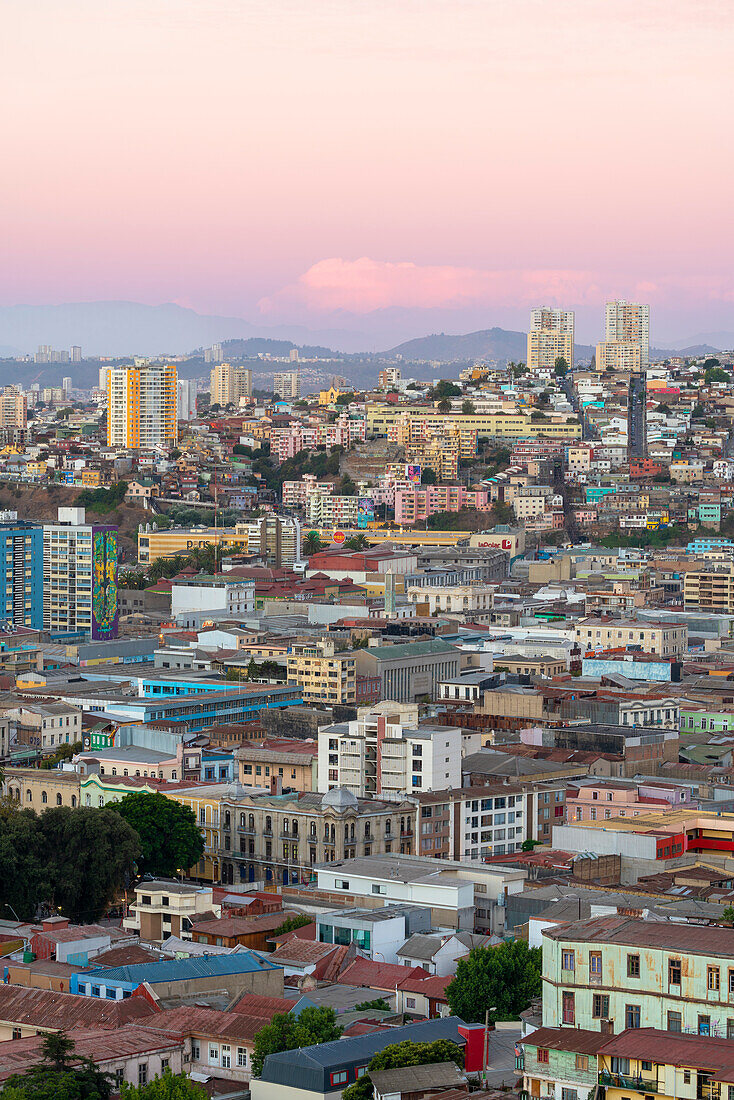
357;497;375;528
405;464;421;484
333;530;346;545
92;527;119;641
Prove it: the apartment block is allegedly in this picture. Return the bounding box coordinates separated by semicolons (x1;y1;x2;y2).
0;386;27;430
0;521;43;629
107;362;178;448
394;486;491;525
595;341;642;374
287;640;357;705
210;362;252;406
272;371;299;400
528;308;575;373
123;880;222;943
684;567;734;612
318;710;462;800
605;299;650;370
43;507;119;640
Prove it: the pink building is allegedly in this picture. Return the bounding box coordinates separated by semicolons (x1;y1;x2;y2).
566;780;695;823
271;414;366;462
394;486;491;525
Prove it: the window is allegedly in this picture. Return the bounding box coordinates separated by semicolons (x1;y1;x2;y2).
537;1049;549;1064
91;985;101;997
330;1071;348;1087
576;1056;589;1072
238;1048;247;1067
562;991;575;1024
669;959;682;985
593;994;609;1018
708;966;720;992
589;951;602;983
562;1090;578;1100
221;1045;231;1069
192;1041;200;1060
138;1065;148;1086
699;1015;711;1035
667;1011;682;1032
562;950;575;971
12;1028;21;1040
337;880;349;890
627;954;640;978
356;1066;368;1079
625;1004;641;1029
406;997;416;1008
209;1046;219;1064
611;1058;630;1075
641;1061;652;1073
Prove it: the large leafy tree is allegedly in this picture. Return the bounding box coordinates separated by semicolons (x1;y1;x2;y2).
342;1039;464;1100
445;941;542;1024
2;1032;112;1100
0;806;49;921
111;792;204;877
38;806;140;922
120;1070;207;1099
252;1007;343;1077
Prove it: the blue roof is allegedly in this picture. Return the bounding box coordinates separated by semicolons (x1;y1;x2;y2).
85;950;281;984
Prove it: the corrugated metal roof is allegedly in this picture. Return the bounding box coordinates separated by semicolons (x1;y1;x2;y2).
543;915;734;957
522;1026;612;1055
84;949;280;984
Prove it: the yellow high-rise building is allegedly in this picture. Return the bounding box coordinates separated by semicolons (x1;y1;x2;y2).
106;362;178;448
210;362;252;406
605;299;649;370
527;307;575;373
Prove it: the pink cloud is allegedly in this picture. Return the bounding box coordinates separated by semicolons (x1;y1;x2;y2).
258;258;603;316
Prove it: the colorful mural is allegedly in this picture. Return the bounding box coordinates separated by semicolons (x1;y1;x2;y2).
92;528;118;640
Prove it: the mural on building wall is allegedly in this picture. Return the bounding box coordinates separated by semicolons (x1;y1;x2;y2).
92;528;119;640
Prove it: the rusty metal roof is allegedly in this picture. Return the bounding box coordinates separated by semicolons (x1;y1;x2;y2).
543;915;734;957
521;1026;611;1055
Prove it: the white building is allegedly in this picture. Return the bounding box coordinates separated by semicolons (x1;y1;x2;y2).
527;308;575;374
177;378;197;420
43;507;118;639
171;579;256;624
406;584;493;616
273;371;299;400
106;362;178;448
605;299;650;371
318;710;462;800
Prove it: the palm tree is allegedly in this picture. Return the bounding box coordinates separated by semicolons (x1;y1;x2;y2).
303;530;323;556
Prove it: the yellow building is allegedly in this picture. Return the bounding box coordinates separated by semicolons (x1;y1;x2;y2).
287;641;357;705
367;404;581;440
595;340;642;373
2;767;80;811
107;362;178;448
137;526;245;565
528;307;574;372
319;386;341;406
166;784;224;883
210;362;252;406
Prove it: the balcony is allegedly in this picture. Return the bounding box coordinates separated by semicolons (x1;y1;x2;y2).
599;1073;658;1093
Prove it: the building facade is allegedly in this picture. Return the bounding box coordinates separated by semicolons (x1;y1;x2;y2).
0;521;43;629
107;362;178;448
528;308;575;373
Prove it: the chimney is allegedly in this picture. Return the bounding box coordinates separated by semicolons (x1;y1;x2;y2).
271;775;282;795
600;1018;614;1035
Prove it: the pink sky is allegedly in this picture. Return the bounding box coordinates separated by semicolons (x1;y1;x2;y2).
3;0;734;342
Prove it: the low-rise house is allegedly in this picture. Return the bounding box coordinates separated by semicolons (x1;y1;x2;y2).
0;984;157;1041
520;1026;610;1100
71;950;284;1002
123;881;221;943
396;931;492;977
190;912;296;952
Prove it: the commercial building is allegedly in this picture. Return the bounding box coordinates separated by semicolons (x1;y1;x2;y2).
543;915;734;1034
394;486;491;525
366;405;582;440
106;362;178;448
218;786;413;888
574;617;687;658
43;507;119;640
138;514;302;567
528;308;575;373
0;520;43;629
353;639;460;703
287;640;357;705
210;362;252;405
170;576;256;623
318;710;462;799
605;299;650;371
406;583;494;617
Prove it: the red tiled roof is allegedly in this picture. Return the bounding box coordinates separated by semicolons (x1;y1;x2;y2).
398;974;451;1000
337;959;430;989
230;993;298;1016
143;1005;277;1044
0;985;157;1031
0;1025;183;1083
268;940;339;966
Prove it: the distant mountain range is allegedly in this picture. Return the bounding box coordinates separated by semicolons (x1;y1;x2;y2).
386;328;596;363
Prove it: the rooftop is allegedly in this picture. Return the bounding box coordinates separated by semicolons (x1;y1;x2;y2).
544;915;734;957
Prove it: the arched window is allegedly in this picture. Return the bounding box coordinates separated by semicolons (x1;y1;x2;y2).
111;768;117;776
123;769;128;777
330;824;335;842
239;813;246;829
26;790;32;802
283;819;289;835
344;825;349;842
350;823;355;840
265;816;272;833
41;792;48;804
224;811;231;829
248;813;255;830
292;819;298;836
57;793;62;806
71;795;77;808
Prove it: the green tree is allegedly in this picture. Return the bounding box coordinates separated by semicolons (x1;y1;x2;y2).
420;468;437;485
705;367;730;383
437;398;452;413
39;806;140;922
303;530;324;556
722;906;734;922
691;403;705;418
655;403;671;414
461;399;476;415
554;357;569;377
3;1032;113;1100
432;381;462;399
120;1070;207;1099
270;913;313;938
490;500;514;524
445;941;542;1023
344;534;369;550
354;997;391;1012
252;1007;343;1077
342;1039;464;1100
110;793;203;878
530;410;547;420
0;807;49;920
335;392;356;405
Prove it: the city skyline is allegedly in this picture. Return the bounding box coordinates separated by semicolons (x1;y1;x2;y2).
3;0;734;346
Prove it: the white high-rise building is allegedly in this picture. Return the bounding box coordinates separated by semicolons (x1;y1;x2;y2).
43;507;119;640
177;378;197;421
605;300;650;371
273;371;300;400
527;308;575;373
62;377;72;396
106;363;178;448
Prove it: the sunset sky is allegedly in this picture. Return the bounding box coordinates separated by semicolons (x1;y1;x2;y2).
4;0;734;344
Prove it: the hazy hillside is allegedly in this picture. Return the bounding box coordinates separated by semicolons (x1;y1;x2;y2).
386;327;596;363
